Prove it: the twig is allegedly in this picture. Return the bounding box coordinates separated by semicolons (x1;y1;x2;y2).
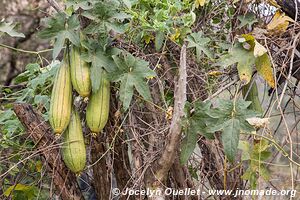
204;76;239;103
277;32;300;108
47;0;64;13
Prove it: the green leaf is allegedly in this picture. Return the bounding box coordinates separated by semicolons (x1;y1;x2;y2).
252;151;271;161
180;120;199;165
186;32;213;60
253;138;269;152
242;138;272;189
4;184;37;199
39;14;80;59
83;0;130;34
155;31;165;51
81;39;120;92
34;95;50;110
237;58;253;85
215;41;256;85
0;110;15;124
111;53;156;110
215;54;237;68
66;0;93;11
180;101;214;164
180;119;213;164
237;13;258;29
238;140;251;161
222;118;240;162
242;168;258;189
0;20;24;38
259;165;270;181
121;0;134;9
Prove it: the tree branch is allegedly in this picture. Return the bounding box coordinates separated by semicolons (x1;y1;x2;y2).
13;103;83;200
152;44;187;187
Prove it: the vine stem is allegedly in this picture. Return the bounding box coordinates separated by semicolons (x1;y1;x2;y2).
0;43;53;54
245;132;300;168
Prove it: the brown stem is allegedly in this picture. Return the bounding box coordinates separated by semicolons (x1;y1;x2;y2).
147;44;187;196
91;136;111;200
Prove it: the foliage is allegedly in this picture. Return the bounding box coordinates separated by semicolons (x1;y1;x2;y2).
0;62;58;199
181;99;258;163
4;184;38;200
125;0;197;44
0;20;25;38
216;34;275;87
39;14;80;59
186;31;213;60
110;52;156;110
239;139;271;189
0;0;298;197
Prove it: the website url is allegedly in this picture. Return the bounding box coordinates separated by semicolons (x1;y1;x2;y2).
115;188;297;198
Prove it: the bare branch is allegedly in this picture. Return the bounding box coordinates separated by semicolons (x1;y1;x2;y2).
155;44;187;183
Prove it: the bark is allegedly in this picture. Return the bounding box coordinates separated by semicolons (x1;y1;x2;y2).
113;134;133;200
91;136;111;200
147;44;187;199
13;103;83;200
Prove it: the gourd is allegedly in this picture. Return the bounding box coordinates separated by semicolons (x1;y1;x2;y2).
70;46;91;98
86;69;110;136
62;109;86;173
49;54;72;135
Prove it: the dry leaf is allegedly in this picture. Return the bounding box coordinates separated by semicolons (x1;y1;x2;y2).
254;41;267;57
195;0;206;8
267;11;294;34
255;53;275;88
267;0;280;7
246;117;270;128
166;106;173;120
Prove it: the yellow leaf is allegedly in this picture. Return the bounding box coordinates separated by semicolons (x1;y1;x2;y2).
267;11;294;34
208;70;223;77
240;34;255;50
147;76;155;80
36;160;42;173
170;28;181;41
254;40;267;57
4;184;32;196
255;53;275;88
165;106;173;120
195;0;206;8
237;61;253;85
267;0;280;8
143;34;154;44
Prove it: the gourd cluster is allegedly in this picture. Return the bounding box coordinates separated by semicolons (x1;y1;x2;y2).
49;46;110;173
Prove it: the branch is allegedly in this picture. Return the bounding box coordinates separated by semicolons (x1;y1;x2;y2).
155;44;187;183
277;32;300;107
13;103;83;200
47;0;64;13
